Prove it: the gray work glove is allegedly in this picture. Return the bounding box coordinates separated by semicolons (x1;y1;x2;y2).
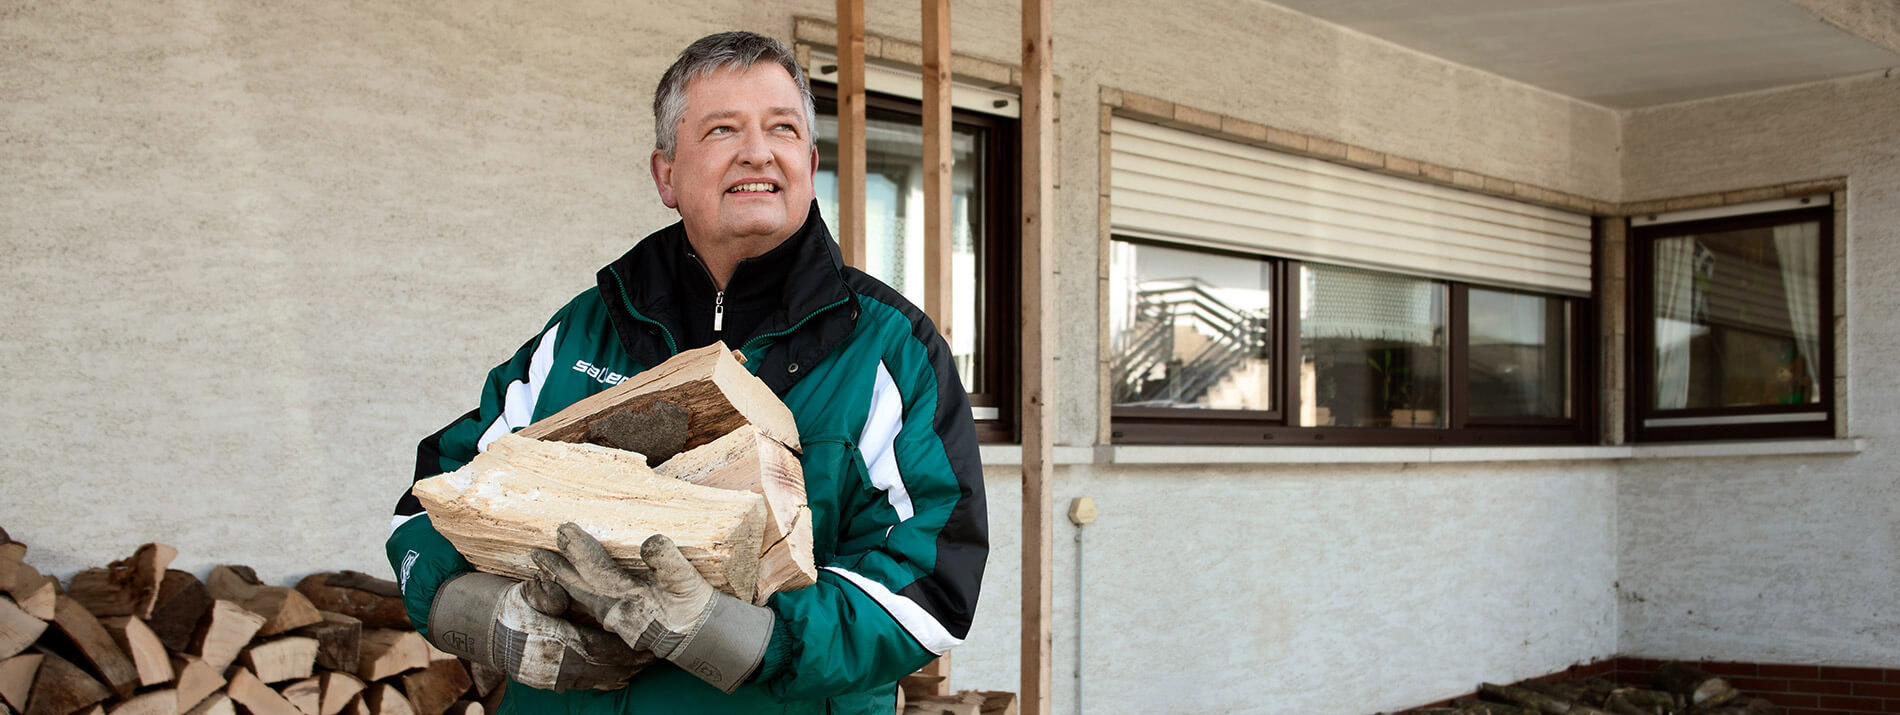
425;571;651;692
531;522;776;693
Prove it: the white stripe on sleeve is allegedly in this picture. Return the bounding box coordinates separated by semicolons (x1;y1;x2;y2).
858;362;913;521
476;323;561;453
821;566;963;655
389;512;421;534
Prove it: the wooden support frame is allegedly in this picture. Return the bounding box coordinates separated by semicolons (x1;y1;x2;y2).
1020;0;1055;712
922;0;954;338
835;0;867;269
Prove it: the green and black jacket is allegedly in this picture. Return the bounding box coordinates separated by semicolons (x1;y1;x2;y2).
387;206;988;714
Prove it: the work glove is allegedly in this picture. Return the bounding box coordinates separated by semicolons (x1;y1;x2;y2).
425;571;651;692
531;522;776;693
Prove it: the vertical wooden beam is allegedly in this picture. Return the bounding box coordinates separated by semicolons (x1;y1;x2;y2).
1020;0;1055;712
922;0;954;338
836;0;867;269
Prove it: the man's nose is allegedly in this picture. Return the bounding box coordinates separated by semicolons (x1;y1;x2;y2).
738;127;773;166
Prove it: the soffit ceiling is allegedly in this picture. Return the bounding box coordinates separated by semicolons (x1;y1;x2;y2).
1264;0;1900;108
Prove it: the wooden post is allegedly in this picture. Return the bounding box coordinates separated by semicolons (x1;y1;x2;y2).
1019;0;1055;712
835;0;867;269
922;0;954;338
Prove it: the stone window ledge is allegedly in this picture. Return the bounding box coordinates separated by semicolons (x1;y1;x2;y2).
976;438;1864;467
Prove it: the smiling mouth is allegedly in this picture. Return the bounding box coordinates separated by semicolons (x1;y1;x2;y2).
727;182;779;193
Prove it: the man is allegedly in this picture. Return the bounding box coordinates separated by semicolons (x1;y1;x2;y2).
385;31;988;714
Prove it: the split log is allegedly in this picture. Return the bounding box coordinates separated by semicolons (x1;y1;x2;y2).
67;544;177;619
204;567;322;637
242;637;319;684
24;651;110;715
400;659;470;715
1653;662;1737;708
519;342;800;453
464;664;501;699
442;703;481;715
0;599;44;661
293;575;406;631
355;630;429;683
316;673;364;715
279;677;319;715
362;683;414;715
107;689;178;715
148;572;211;654
657;424;815;602
189;600;267;671
899;673;948;704
227;668;299;715
1602;686;1676;715
50;596;141;697
1478;682;1614;715
169;655;225;714
1;558;55;623
99;616;174;687
975;691;1018;715
293;612;361;673
412;434;767;600
0;653;41;712
181;693;234;715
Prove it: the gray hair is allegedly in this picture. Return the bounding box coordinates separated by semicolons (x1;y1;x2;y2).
653;32;817;160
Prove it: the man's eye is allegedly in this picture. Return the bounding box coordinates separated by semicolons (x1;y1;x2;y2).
709;126;734;135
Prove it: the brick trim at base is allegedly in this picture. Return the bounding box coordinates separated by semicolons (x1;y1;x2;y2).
1401;657;1900;715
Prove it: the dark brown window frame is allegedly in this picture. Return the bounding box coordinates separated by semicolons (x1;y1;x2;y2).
1628;204;1834;442
812;84;1021;443
1109;235;1593;446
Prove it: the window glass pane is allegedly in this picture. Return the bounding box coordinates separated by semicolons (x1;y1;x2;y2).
1108;241;1274;410
1299;264;1446;428
815;113;987;392
1469;289;1571;418
1651;221;1821;410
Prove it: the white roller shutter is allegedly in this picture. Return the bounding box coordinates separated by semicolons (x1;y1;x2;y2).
1110;118;1594;295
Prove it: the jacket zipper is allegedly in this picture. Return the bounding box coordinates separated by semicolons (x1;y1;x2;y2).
713;290;725;335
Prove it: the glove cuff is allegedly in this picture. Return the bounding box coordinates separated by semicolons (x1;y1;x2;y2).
424;572;512;662
667;593;775;694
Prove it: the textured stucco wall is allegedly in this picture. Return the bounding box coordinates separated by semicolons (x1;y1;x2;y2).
1617;72;1900;666
7;1;1633;713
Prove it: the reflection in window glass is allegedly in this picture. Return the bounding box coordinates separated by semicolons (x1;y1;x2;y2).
815;114;986;391
1651;221;1821;410
1107;242;1273;410
1299;264;1445;428
1469;289;1571;418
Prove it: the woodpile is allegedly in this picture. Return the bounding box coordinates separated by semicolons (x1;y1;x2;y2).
895;667;1017;715
0;533;503;715
413;343;815;606
1394;663;1778;715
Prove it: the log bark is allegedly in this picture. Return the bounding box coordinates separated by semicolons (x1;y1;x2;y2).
66;544;176;620
227;668;300;715
518;343;800;453
0;599;44;661
399;659;470;715
293;575;406;631
50;596;141;698
316;673;365;715
204;567;322;638
0;653;41;712
355;630;429;684
168;655;225;714
106;689;177;715
657;424;815;603
1653;663;1737;708
189;601;266;671
99;616;174;687
242;637;319;684
413;434;767;600
293;612;361;673
148;572;211;654
24;651;111;715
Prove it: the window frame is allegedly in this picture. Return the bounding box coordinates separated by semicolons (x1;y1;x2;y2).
1628;204;1835;442
1108;235;1593;446
811;83;1021;443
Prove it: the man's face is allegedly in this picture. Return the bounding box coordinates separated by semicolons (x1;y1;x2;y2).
651;64;817;256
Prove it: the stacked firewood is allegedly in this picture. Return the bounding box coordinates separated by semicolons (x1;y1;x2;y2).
894;670;1016;715
0;529;500;715
1397;663;1778;715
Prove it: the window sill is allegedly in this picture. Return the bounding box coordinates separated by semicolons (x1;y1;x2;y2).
976;438;1864;467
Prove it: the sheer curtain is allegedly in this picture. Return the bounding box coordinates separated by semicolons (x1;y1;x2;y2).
1654;238;1696;409
1773;222;1821;398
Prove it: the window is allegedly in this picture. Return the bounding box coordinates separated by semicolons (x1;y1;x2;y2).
1631;201;1833;441
812;85;1019;441
1109;237;1588;445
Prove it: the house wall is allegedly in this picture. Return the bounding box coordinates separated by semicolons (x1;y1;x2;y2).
0;0;1741;713
1616;73;1900;666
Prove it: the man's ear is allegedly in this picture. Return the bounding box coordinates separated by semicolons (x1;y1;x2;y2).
808;144;820;184
651;149;679;209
